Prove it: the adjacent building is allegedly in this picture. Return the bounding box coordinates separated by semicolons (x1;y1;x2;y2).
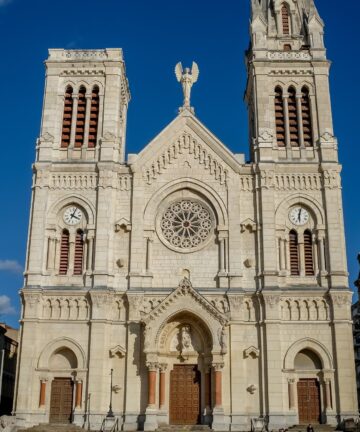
13;0;358;430
0;324;18;416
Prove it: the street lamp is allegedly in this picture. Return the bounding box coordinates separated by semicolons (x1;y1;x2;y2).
106;368;114;418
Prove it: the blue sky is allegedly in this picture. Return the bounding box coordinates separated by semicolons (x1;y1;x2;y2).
0;0;359;328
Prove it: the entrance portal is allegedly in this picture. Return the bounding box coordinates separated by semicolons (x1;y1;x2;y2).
49;378;73;424
170;365;201;425
297;379;321;424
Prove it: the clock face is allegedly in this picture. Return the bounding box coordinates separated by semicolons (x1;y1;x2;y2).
289;207;309;226
63;206;83;226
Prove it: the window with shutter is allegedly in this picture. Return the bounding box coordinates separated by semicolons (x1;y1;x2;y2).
61;87;73;148
282;4;290;35
288;87;299;147
275;87;286;147
301;87;313;147
59;230;70;275
289;230;300;276
75;86;87;148
304;230;315;276
74;230;84;276
88;86;100;148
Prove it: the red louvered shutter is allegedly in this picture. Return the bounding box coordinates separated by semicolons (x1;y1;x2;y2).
282;4;290;35
74;230;84;275
301;87;313;147
275;87;286;147
289;231;300;276
304;231;315;276
288;88;299;147
59;230;70;275
61;87;73;148
75;87;87;148
88;86;100;148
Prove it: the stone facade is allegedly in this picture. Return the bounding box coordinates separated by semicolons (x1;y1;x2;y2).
13;1;358;431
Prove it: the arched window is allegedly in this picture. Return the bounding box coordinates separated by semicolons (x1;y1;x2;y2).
274;87;286;147
289;230;300;276
281;3;290;36
304;230;315;276
301;87;313;147
61;86;73;148
75;86;87;148
88;86;100;148
74;230;84;275
284;44;292;52
288;87;299;147
59;230;70;275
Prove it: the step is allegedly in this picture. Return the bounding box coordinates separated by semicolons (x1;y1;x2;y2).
156;426;212;432
18;425;85;432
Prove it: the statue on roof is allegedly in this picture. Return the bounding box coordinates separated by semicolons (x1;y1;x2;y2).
175;62;199;109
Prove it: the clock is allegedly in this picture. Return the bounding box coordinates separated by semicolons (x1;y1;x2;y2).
289;207;309;226
63;206;83;226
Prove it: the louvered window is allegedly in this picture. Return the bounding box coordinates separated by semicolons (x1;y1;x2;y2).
304;230;315;276
282;3;290;35
301;87;313;147
289;230;300;276
88;86;100;148
74;230;84;275
288;87;299;147
275;87;286;147
75;87;87;148
61;87;73;148
59;230;70;275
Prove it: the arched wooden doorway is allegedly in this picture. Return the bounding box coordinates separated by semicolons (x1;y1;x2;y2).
295;349;322;424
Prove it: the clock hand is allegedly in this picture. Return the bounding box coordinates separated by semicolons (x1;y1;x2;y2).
298;209;302;222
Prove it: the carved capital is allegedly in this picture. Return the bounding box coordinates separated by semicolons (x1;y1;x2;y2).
159;363;168;372
212;362;224;372
146;362;159;372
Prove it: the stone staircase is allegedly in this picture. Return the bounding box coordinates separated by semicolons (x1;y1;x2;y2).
17;425;85;432
288;425;338;432
156;426;212;432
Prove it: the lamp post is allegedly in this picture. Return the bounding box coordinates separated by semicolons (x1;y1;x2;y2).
106;368;114;418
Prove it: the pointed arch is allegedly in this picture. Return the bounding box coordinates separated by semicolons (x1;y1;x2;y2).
281;3;291;35
88;85;100;148
301;86;313;147
274;86;286;147
288;86;299;147
75;86;87;148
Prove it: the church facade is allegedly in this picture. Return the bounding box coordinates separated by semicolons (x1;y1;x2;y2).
13;1;358;430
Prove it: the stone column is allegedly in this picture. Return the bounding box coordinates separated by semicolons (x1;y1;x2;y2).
68;232;75;275
283;96;291;148
144;362;159;431
298;239;305;277
84;94;92;148
75;380;83;408
288;378;296;410
159;364;167;410
324;379;332;410
313;233;319;275
296;94;305;148
145;237;153;273
39;379;47;407
219;237;225;273
86;233;94;271
212;363;225;431
279;237;286;272
147;365;157;407
69;95;79;149
205;368;212;409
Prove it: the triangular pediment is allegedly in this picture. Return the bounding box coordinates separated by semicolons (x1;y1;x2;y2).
130;110;243;186
143;278;228;327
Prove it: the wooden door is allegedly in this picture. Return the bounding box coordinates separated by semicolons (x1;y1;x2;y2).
170;365;201;425
49;378;73;424
297;379;321;424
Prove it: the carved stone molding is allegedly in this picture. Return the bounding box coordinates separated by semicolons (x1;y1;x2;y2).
109;345;126;358
244;346;260;359
268;51;312;61
264;295;280;308
240;218;257;233
143;132;228;186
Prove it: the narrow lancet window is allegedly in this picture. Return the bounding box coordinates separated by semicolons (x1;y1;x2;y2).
88;86;100;148
282;3;290;36
301;87;313;147
288;87;299;147
74;230;84;275
59;230;70;275
304;230;315;276
275;87;286;147
75;86;87;148
289;230;300;276
61;86;73;148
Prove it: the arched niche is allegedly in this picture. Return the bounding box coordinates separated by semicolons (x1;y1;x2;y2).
49;348;78;370
294;349;322;371
284;338;333;371
37;337;86;370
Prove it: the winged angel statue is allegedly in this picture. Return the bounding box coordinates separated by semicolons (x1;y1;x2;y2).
175;62;199;109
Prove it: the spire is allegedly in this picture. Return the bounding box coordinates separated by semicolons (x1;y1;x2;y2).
250;0;267;21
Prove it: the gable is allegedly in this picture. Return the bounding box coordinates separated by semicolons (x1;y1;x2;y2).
130;110;243;187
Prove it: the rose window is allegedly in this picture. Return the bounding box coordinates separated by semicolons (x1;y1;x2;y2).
160;200;214;251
